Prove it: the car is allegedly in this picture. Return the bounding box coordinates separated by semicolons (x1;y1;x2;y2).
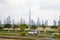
28;30;38;35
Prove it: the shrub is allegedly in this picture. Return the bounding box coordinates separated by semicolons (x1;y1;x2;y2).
0;25;3;29
20;31;27;36
40;31;44;33
46;31;54;33
3;24;11;28
51;26;57;29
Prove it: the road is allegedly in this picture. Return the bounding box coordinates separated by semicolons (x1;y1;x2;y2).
0;36;60;40
0;38;60;40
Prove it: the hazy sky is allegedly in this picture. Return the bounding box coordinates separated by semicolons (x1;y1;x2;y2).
0;0;60;25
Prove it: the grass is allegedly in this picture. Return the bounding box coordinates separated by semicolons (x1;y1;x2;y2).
0;34;18;36
0;30;31;33
0;30;31;36
0;30;60;38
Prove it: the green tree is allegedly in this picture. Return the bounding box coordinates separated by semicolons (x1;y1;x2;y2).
20;24;27;31
51;25;57;29
30;25;37;30
41;24;46;32
0;25;3;30
41;24;46;29
4;24;11;32
19;24;28;36
13;25;19;29
13;25;19;32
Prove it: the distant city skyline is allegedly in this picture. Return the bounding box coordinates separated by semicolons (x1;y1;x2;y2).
0;15;60;26
0;0;60;25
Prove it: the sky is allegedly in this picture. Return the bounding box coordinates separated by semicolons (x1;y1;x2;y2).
0;0;60;25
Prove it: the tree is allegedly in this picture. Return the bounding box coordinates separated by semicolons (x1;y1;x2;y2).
51;25;57;29
30;25;37;30
13;24;18;28
13;25;19;32
41;24;46;32
0;25;3;30
41;24;46;29
19;24;28;36
20;24;27;31
4;24;11;28
3;24;11;32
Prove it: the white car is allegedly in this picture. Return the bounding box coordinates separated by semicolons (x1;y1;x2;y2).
28;30;38;35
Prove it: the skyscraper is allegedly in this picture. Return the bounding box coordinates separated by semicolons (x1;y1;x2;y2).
0;16;2;24
23;20;26;24
20;18;23;24
29;7;31;26
45;20;48;26
20;18;26;24
27;0;32;26
58;16;60;27
12;19;15;24
53;19;56;26
4;19;6;24
42;20;44;25
37;17;40;27
30;19;35;25
5;16;11;24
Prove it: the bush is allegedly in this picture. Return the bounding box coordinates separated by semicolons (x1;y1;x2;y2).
13;25;19;29
51;26;57;29
56;35;60;38
40;31;44;33
53;34;60;38
3;24;11;28
46;31;54;33
54;34;58;36
20;31;27;36
0;27;3;30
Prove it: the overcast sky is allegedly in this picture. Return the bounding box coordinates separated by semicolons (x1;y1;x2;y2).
0;0;60;25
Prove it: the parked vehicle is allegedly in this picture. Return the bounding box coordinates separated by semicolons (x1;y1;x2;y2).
28;30;38;35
